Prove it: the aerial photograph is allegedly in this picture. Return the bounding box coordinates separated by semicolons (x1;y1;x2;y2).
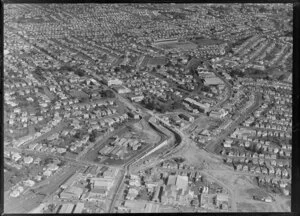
3;3;292;213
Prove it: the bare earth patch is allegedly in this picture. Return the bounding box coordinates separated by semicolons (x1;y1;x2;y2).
175;140;222;168
130;119;161;144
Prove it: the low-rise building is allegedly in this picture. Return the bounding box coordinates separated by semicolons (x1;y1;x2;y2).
209;108;228;118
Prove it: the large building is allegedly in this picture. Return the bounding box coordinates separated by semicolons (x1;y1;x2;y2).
130;94;144;102
113;85;131;94
103;78;123;86
72;203;84;213
58;204;75;213
153;38;178;45
167;175;177;186
60;186;83;200
90;176;114;192
204;77;224;85
175;175;189;191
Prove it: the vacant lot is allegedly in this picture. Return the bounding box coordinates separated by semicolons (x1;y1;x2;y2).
130;119;162;144
205;169;286;212
173;139;222;168
246;188;269;198
184;115;215;134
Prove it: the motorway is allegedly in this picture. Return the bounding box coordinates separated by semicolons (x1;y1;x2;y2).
107;168;126;213
107;135;158;212
106;94;189;212
212;68;233;109
7;63;263;213
108;76;263;212
106;72;238;212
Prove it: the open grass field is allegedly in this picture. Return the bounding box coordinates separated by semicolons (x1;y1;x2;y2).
69;89;89;98
185;57;203;70
266;67;289;80
4;190;46;213
147;57;167;66
157;41;197;50
140;55;151;67
191;38;225;47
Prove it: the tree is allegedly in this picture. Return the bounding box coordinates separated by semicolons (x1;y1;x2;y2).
201;85;210;92
278;74;285;81
146;102;155;110
171;100;183;110
74;69;85;77
229;69;244;78
60;65;73;71
74;131;82;139
102;90;115;98
173;157;185;163
258;7;268;13
89;130;97;142
165;61;172;67
43;157;53;165
48;204;56;213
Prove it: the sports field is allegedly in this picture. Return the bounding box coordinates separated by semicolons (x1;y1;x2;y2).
191;38;225;47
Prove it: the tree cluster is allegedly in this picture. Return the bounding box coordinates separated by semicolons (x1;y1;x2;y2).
228;69;245;78
74;68;85;77
89;130;98;142
101;89;115;98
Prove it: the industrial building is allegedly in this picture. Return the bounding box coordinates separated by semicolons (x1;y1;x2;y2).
175;175;189;191
58;204;75;214
60;186;83;200
73;203;84;213
103;78;123;86
204;77;224;85
113;85;131;94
